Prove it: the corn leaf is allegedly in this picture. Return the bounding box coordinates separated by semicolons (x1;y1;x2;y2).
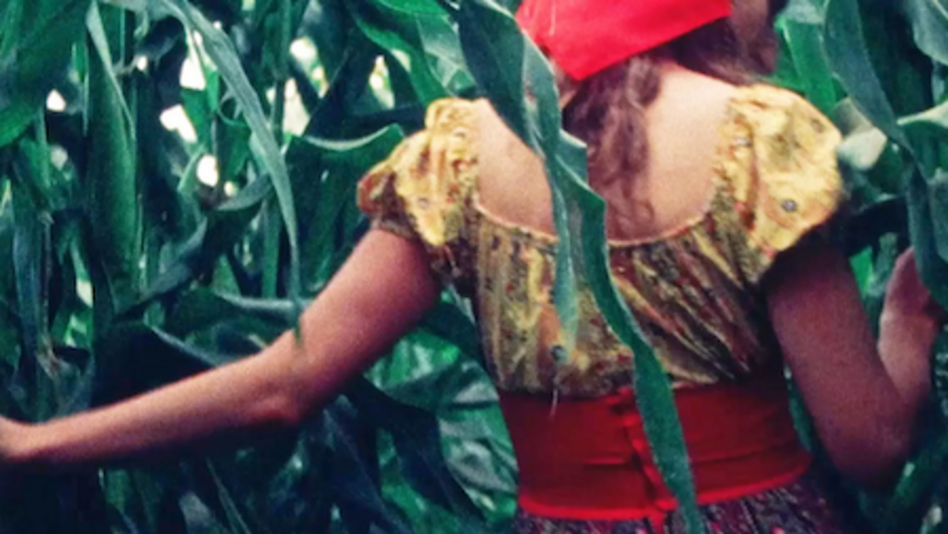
146;0;302;303
85;13;140;326
0;0;92;147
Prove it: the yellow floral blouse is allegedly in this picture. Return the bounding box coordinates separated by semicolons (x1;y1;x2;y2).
357;84;844;398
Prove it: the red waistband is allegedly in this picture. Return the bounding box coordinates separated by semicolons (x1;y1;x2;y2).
497;370;810;522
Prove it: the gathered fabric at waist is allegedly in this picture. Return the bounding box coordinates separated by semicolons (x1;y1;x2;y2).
497;368;811;522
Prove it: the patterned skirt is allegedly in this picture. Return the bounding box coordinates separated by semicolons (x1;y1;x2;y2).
511;471;860;534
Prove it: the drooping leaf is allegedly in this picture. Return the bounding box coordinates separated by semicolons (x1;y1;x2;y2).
450;1;703;531
823;0;911;149
824;0;948;309
902;0;948;66
324;401;415;534
85;13;140;326
86;1;137;140
350;1;449;104
346;378;489;532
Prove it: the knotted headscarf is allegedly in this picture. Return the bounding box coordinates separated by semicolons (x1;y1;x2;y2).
516;0;732;80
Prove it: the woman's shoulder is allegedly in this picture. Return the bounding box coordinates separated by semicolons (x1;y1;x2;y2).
415;96;544;201
356;98;484;284
469;99;556;233
716;84;846;286
727;83;839;139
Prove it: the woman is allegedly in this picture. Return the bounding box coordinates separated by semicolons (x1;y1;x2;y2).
0;0;942;532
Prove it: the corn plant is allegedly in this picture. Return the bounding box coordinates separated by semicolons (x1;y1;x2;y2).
773;0;948;532
0;0;519;532
1;0;947;533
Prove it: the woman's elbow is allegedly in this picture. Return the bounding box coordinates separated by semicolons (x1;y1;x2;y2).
830;432;911;490
251;374;308;430
265;391;307;428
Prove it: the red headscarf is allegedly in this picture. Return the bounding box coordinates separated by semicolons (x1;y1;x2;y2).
516;0;732;80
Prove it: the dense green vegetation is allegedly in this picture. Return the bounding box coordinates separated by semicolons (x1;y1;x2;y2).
0;1;517;532
773;2;948;533
0;0;945;533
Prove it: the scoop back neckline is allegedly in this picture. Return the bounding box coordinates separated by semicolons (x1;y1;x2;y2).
470;83;759;250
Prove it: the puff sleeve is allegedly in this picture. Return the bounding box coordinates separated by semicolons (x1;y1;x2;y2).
356;98;479;287
720;86;847;286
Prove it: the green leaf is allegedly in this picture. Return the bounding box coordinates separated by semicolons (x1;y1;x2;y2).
346;378;489;532
558;167;703;534
454;0;531;144
261;197;282;298
85;12;140;325
205;462;256;534
373;0;446;16
823;0;911;149
323;400;416;534
100;0;149;11
0;208;22;376
0;0;92;147
883;425;948;533
299;0;349;79
416;15;477;97
164;288;298;337
303;40;378;138
823;0;948;309
94;322;238;405
368;328;516;529
120;177;272;316
779;18;840;115
285;125;405;288
525;47;584;349
901;99;948;138
902;0;948;66
420;303;481;361
292;124;406;181
929;170;948;264
350;2;449;103
86;1;136;141
181;87;213;146
906;168;948;310
10;154;54;419
147;0;302;303
452;0;582;347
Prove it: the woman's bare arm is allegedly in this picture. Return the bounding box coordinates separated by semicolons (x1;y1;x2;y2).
1;230;441;469
766;241;940;488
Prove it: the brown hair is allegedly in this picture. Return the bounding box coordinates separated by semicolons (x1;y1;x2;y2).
557;18;765;225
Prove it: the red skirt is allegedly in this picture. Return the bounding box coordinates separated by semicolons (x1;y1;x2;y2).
498;369;853;532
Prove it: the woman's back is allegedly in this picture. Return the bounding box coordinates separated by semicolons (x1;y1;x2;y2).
358;72;843;397
356;73;859;531
476;64;736;245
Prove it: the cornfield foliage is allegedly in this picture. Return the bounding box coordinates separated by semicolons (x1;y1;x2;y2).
0;0;945;533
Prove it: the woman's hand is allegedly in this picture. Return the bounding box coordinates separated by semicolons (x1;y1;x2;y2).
882;248;945;332
878;249;944;424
